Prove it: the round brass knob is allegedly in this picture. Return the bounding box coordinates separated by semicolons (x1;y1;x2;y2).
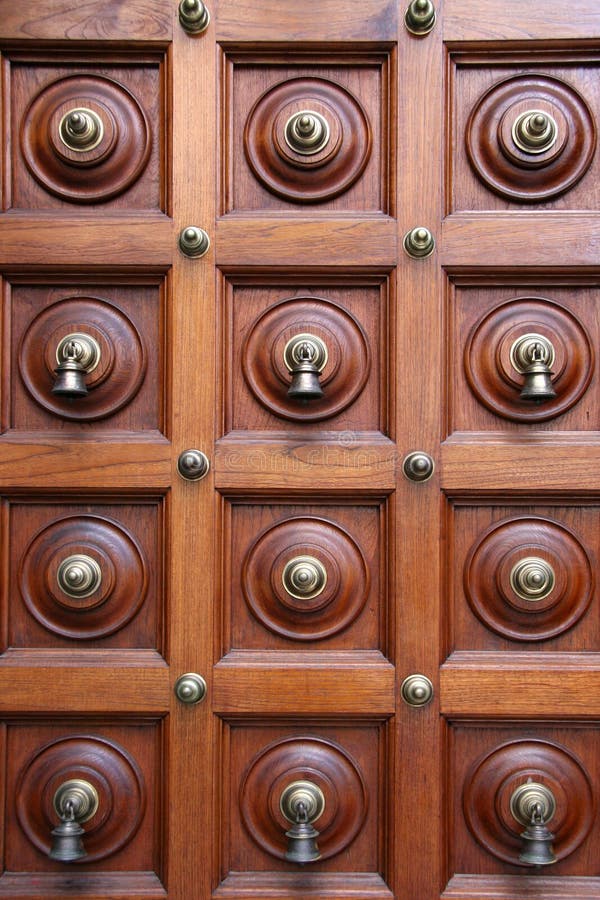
512;110;558;154
280;780;325;825
402;451;434;482
510;557;555;602
59;108;104;152
57;554;102;599
177;449;210;481
285;110;331;155
401;673;434;707
403;226;435;259
174;673;207;704
282;556;327;600
178;226;210;258
178;0;210;33
510;782;556;827
405;0;436;35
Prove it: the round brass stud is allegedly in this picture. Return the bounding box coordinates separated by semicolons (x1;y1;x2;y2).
59;108;104;152
512;110;558;155
174;672;207;704
403;226;435;258
402;451;434;482
178;0;210;33
510;557;555;602
510;781;556;827
405;0;436;35
178;226;210;258
282;556;328;600
177;449;210;481
285;110;331;156
57;554;102;599
401;673;434;707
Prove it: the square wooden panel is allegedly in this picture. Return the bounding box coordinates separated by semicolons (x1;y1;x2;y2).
5;275;166;435
447;502;599;652
4;497;165;651
447;278;599;435
2;719;164;880
221;274;390;435
219;722;388;879
448;53;600;213
220;49;394;215
448;724;600;878
223;500;386;651
6;53;166;211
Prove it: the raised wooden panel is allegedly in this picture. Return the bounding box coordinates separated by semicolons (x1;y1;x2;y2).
6;54;165;211
5;276;166;434
4;498;165;650
447;278;599;435
448;54;600;213
220;49;394;215
221;274;390;435
224;501;385;650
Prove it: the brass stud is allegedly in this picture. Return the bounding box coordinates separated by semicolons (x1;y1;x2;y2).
403;226;435;258
57;554;102;599
178;0;210;33
405;0;436;35
174;673;207;704
510;557;555;602
512;110;558;154
59;108;104;152
284;110;331;155
403;451;434;482
177;449;210;481
282;556;327;600
178;226;210;258
401;674;434;707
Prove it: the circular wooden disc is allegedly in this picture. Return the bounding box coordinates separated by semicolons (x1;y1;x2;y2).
463;739;595;865
21;74;151;202
16;734;146;862
239;736;368;861
244;76;372;202
464;516;593;641
19;514;148;639
242;296;370;422
19;296;147;421
466;74;596;202
464;297;593;422
242;516;369;640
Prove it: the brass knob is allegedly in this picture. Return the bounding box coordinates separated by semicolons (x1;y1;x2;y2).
52;332;101;399
510;557;555;602
178;0;210;33
174;672;207;704
178;226;210;258
57;554;102;599
285;110;331;155
282;556;327;600
403;226;435;258
283;333;328;402
510;333;556;403
49;779;99;863
177;449;210;481
511;781;557;866
280;780;325;865
402;451;434;482
401;673;434;707
405;0;436;35
512;110;558;154
59;108;104;152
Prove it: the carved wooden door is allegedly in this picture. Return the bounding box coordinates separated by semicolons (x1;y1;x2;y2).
1;1;600;898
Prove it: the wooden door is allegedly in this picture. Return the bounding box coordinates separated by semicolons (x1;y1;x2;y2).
1;1;600;898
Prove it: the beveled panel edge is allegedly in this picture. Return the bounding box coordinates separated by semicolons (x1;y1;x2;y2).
443;873;600;898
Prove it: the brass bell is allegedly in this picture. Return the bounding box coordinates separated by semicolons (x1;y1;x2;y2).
284;334;328;403
519;802;557;866
52;341;88;398
519;342;556;403
48;802;87;862
285;801;321;865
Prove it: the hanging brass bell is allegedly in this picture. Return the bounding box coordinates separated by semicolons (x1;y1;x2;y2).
52;340;89;398
284;334;328;403
285;801;321;864
519;342;556;403
48;803;87;862
519;803;557;866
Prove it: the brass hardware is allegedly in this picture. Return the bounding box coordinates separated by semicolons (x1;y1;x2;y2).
402;451;434;483
285;111;331;156
403;226;435;258
177;449;210;481
178;226;210;258
510;333;556;403
510;557;555;602
512;110;558;155
48;779;99;862
174;672;207;704
280;780;325;865
283;333;328;402
178;0;210;33
57;554;102;599
511;782;557;866
401;673;434;707
405;0;436;35
282;556;327;600
52;333;101;398
59;108;104;152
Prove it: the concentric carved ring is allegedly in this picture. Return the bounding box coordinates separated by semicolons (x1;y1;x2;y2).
464;297;593;422
240;736;368;861
242;296;370;422
19;296;147;421
19;514;148;639
244;76;372;202
464;516;593;641
466;74;596;201
16;734;146;861
21;74;151;202
463;739;595;865
242;516;369;641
